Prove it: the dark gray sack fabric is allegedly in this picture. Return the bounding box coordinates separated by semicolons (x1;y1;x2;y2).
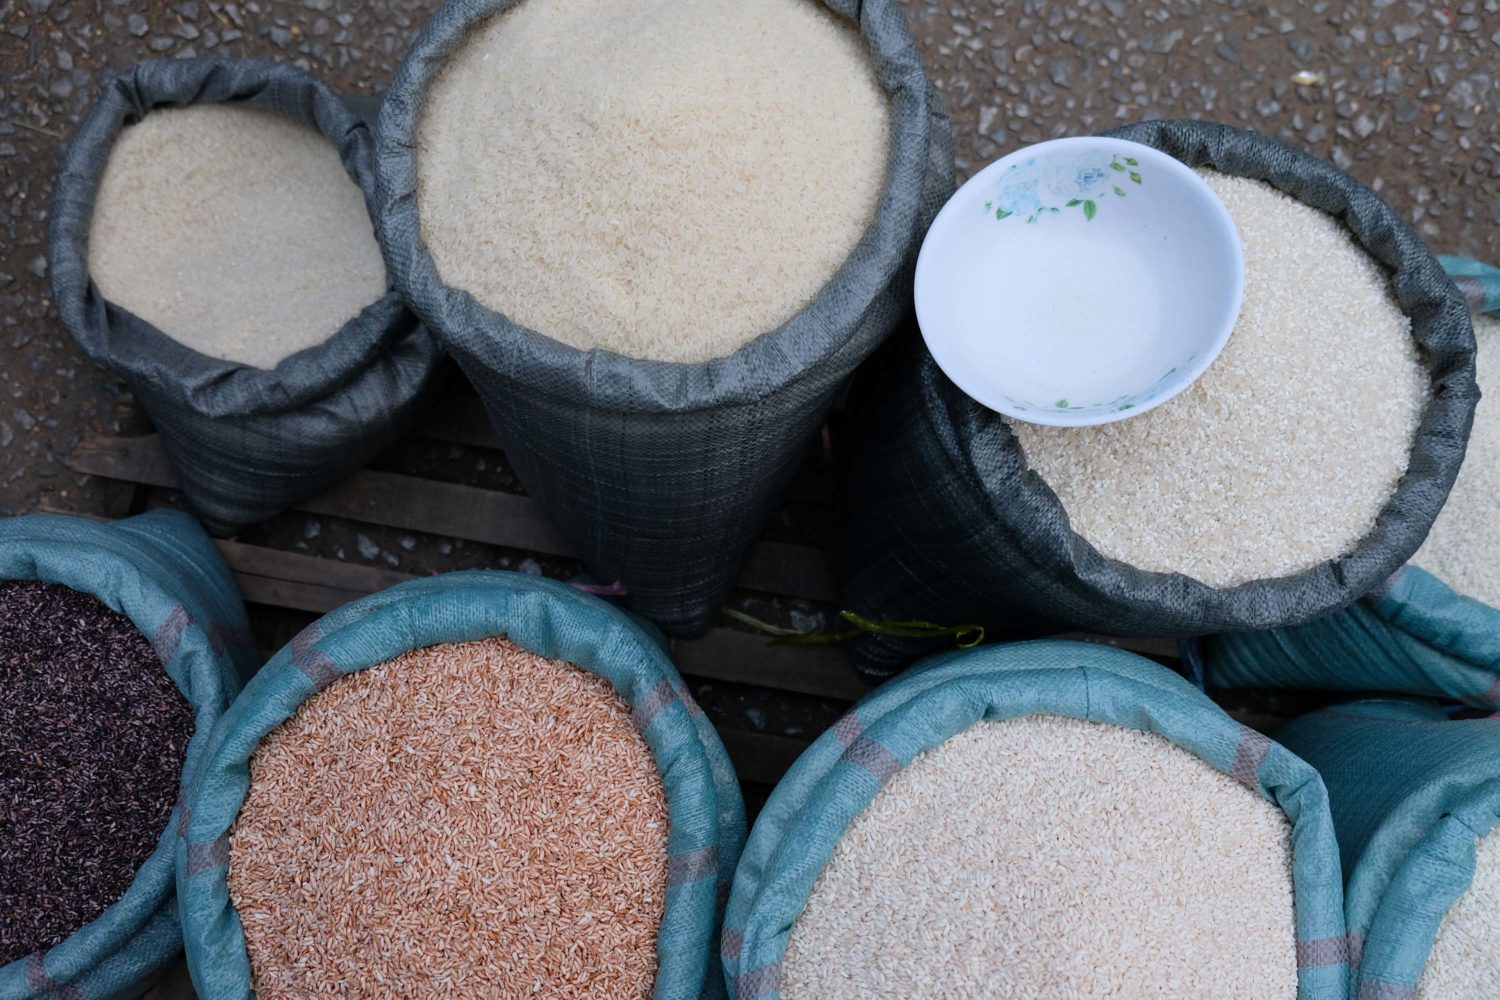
839;119;1479;679
374;0;954;636
49;59;443;537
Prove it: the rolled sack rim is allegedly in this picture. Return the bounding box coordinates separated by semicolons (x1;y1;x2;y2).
48;57;436;419
373;0;944;412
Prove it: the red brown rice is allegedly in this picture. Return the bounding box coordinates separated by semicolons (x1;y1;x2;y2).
228;636;668;999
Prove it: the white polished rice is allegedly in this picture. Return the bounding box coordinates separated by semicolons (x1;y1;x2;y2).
1412;314;1500;605
782;715;1299;1000
1418;828;1500;999
416;0;890;363
1010;172;1428;587
88;105;387;370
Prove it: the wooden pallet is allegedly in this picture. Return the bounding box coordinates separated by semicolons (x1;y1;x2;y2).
66;427;856;787
63;388;1215;788
64;386;1307;1000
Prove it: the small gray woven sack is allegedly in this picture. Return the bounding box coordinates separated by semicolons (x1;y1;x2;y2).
50;58;442;537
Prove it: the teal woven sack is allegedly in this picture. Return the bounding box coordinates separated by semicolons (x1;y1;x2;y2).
1205;566;1500;708
723;639;1350;1000
1276;700;1500;998
177;570;745;1000
0;511;252;1000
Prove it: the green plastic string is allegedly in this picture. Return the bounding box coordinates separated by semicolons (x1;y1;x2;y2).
722;608;985;649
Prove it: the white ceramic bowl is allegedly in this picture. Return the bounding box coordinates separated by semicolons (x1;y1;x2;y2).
914;136;1245;427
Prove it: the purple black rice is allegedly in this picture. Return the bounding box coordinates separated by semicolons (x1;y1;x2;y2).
0;580;194;965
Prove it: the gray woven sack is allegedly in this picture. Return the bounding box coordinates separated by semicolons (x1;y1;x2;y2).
374;0;954;636
839;119;1478;679
50;59;442;537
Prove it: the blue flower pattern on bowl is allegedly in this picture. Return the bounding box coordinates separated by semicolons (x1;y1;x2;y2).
985;151;1143;224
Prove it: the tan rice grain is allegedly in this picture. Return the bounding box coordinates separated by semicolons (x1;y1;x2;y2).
89;105;387;370
1010;172;1428;587
1417;827;1500;999
417;0;890;363
228;636;668;1000
1412;314;1500;605
782;714;1299;1000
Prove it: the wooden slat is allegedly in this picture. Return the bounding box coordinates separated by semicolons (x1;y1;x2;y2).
68;435;573;553
68;435;838;602
70;434;178;484
208;541;862;701
217;540;414;594
671;628;867;702
311;475;574;555
231;572;367;617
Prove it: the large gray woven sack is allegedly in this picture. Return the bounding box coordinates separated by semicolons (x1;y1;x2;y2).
50;59;443;537
374;0;954;636
840;119;1478;679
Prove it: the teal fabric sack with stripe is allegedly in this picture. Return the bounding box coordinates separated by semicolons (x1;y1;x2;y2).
1441;256;1500;316
1275;700;1500;999
1205;306;1500;709
177;570;745;1000
723;639;1350;1000
1206;566;1500;708
0;511;253;1000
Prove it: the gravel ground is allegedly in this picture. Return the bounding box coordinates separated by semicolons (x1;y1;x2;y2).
1;0;1496;521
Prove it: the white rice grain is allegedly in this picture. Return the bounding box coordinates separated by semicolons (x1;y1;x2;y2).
782;715;1299;1000
1010;172;1428;587
1411;314;1500;605
1417;827;1500;999
417;0;890;363
89;105;387;371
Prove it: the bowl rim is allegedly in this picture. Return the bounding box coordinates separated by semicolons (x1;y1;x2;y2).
914;134;1246;428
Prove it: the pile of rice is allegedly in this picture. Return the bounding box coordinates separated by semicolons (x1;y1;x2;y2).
417;0;891;363
1417;828;1500;999
228;636;668;999
0;580;195;965
1411;314;1500;605
782;714;1298;999
89;105;387;370
1010;171;1429;587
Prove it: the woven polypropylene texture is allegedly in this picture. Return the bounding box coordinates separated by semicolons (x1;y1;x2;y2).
1276;700;1500;999
0;511;251;1000
49;58;442;537
373;0;954;636
177;570;746;1000
722;639;1350;1000
838;119;1478;679
1206;566;1500;709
